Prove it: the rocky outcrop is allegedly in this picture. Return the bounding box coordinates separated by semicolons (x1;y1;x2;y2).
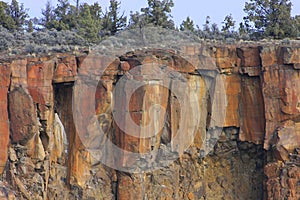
0;62;10;174
0;41;300;199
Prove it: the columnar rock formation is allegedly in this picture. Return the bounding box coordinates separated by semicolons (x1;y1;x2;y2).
0;42;299;199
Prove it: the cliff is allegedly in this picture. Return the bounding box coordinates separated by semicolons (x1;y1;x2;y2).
0;35;300;199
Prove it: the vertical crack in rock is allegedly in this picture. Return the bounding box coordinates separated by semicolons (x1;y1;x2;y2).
1;43;300;199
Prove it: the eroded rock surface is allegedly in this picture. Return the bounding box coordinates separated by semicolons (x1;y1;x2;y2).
0;41;300;200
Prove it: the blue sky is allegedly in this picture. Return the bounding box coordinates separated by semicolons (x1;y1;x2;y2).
14;0;300;28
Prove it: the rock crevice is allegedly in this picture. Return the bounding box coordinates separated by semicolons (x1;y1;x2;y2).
0;43;299;199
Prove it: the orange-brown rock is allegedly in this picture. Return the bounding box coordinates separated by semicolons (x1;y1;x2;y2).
9;87;38;144
10;59;27;89
274;120;300;161
214;46;239;69
223;74;240;127
239;76;265;144
237;46;261;68
27;60;55;121
120;61;130;71
9;59;40;147
237;46;261;76
53;56;77;83
55;83;91;188
0;63;10;174
265;163;300;200
117;174;143;200
265;163;282;179
1;43;300;200
260;46;282;67
261;64;300;149
103;58;121;76
282;47;300;66
189;46;218;71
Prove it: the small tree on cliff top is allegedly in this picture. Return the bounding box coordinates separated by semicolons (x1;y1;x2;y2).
77;3;102;42
221;14;236;33
129;0;175;29
102;0;127;36
0;0;29;31
0;1;16;30
180;16;195;32
9;0;29;30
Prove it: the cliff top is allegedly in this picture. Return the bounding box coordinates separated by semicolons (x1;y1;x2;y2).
1;27;300;62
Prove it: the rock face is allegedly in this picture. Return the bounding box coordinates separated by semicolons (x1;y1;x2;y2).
0;42;300;200
0;63;10;174
9;87;38;144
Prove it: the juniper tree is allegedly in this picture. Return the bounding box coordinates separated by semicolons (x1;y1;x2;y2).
142;0;174;29
77;3;102;42
244;0;296;39
0;1;15;30
27;18;34;32
180;16;195;32
9;0;28;30
203;16;211;33
129;0;175;29
221;14;235;33
102;0;126;36
41;1;55;29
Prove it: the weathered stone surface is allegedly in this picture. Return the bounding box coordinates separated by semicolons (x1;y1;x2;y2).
215;46;239;69
117;173;143;200
0;181;15;200
26;133;46;161
172;54;196;73
10;59;28;89
265;163;282;179
1;44;300;200
9;87;38;144
140;82;169;153
27;59;55;161
260;46;282;67
274;120;300;161
188;75;207;149
113;77;143;167
103;58;121;76
237;46;261;67
282;47;300;65
203;140;265;200
113;67;170;167
55;83;91;188
120;61;130;71
208;75;227;128
261;64;300;149
265;163;300;200
237;46;262;76
239;66;261;76
223;74;240;127
0;63;10;174
168;74;208;153
27;60;54;120
239;76;265;144
181;45;217;71
53;56;77;83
